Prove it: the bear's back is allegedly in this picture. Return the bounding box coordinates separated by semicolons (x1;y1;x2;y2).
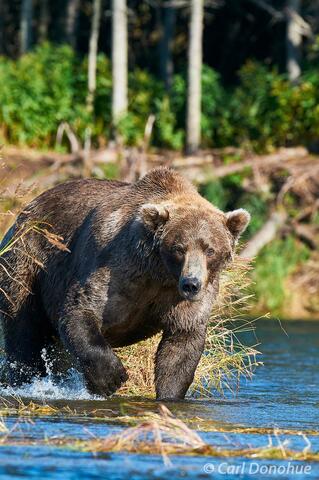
15;178;130;238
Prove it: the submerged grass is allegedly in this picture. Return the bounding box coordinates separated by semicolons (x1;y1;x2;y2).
0;396;76;418
0;404;318;462
71;405;319;461
0;396;318;438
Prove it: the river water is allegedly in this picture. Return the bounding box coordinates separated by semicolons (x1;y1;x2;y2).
0;319;318;480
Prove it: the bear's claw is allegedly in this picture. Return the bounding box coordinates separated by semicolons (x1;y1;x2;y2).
84;358;128;397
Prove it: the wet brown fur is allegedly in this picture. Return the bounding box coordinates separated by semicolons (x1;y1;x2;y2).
0;168;250;399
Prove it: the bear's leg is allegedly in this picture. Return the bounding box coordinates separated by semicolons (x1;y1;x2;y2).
3;299;53;386
58;311;128;396
0;233;49;386
155;327;206;400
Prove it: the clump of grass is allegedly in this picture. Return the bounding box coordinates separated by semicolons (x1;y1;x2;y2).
117;256;262;398
78;405;206;458
116;337;157;397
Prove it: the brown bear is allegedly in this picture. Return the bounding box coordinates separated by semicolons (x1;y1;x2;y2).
0;168;250;400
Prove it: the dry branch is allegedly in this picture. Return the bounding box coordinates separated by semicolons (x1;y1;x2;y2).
293;223;319;250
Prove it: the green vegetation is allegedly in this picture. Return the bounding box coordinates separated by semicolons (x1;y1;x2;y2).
3;43;319;151
251;237;311;316
200;175;269;239
0;44;87;147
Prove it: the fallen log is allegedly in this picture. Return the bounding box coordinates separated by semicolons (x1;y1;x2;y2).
240;210;288;259
3;145;310;175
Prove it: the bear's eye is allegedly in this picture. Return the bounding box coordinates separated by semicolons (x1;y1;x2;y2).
206;247;215;258
172;245;185;257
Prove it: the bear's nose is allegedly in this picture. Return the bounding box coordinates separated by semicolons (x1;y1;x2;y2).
180;277;201;297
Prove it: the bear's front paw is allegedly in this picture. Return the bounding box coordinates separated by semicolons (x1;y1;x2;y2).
84;357;128;397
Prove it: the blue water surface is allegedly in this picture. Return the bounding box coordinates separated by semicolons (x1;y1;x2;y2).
0;319;318;480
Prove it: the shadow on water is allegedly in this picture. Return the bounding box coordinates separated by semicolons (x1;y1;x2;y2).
0;319;318;479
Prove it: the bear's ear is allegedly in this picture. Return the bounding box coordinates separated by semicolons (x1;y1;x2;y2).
140;203;170;230
226;209;250;241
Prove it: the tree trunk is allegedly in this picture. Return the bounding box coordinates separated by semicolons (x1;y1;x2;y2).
20;0;33;55
87;0;102;111
186;0;204;155
111;0;128;126
84;0;102;176
0;0;4;54
159;2;176;92
65;0;80;49
39;0;49;43
286;0;302;82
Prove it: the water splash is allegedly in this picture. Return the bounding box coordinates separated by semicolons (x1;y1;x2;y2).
0;350;102;401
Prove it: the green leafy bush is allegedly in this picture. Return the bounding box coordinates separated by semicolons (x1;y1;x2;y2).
229;62;286;151
0;43;85;147
2;45;319;151
228;61;319;151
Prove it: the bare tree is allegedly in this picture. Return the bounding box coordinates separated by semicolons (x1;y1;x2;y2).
159;2;176;91
87;0;102;112
249;0;311;83
65;0;80;48
186;0;204;154
0;0;4;54
20;0;33;54
286;0;302;82
39;0;49;43
111;0;128;126
82;0;102;175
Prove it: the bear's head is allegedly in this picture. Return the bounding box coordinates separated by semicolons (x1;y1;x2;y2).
139;199;250;301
